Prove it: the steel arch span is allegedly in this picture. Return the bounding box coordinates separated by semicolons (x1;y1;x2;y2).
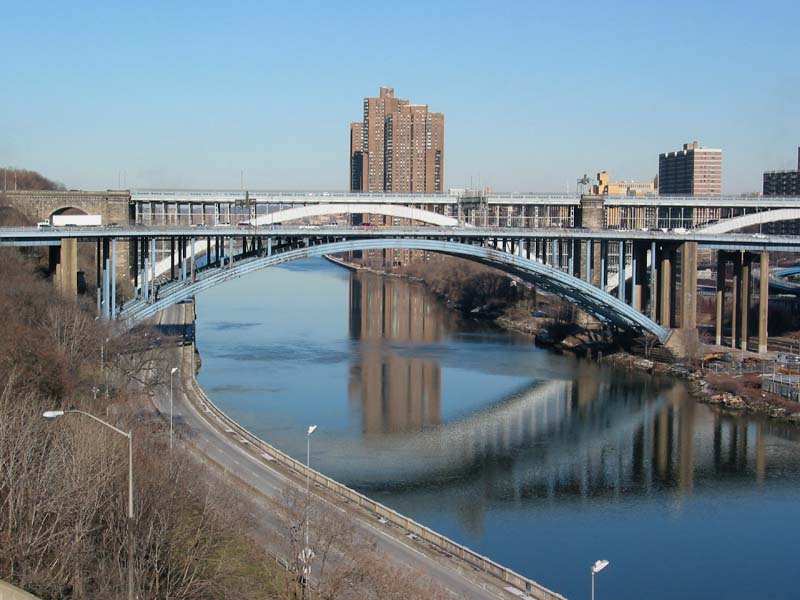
122;238;669;341
699;208;800;234
247;203;461;227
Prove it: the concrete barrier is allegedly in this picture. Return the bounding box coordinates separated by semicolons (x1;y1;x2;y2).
183;304;566;600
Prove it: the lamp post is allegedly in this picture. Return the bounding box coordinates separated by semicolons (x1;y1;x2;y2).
591;559;610;600
303;424;317;598
169;366;178;449
43;410;134;600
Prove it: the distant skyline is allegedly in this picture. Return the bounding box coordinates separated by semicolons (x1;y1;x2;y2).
1;1;799;193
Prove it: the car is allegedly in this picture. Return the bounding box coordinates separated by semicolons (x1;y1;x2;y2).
192;223;208;228
36;221;52;230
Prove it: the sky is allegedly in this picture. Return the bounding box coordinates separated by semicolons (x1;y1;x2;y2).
1;0;799;194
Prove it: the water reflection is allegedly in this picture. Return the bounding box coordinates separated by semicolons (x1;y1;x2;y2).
194;259;800;600
338;269;800;504
348;273;443;433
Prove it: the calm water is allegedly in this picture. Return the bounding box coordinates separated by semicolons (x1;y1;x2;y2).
195;257;800;600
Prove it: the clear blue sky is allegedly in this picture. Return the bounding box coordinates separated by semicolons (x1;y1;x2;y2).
1;0;798;193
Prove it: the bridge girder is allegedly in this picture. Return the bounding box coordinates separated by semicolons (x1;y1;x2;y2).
122;238;669;341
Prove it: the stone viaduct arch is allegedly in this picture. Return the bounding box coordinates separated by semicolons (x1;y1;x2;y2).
123;237;669;341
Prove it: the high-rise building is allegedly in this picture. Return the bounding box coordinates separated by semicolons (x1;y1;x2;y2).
763;147;800;196
349;87;444;193
658;141;722;196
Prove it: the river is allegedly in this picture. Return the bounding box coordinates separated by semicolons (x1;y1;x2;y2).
194;257;800;600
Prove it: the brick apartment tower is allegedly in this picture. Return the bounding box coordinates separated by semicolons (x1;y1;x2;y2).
658;141;722;195
350;87;444;193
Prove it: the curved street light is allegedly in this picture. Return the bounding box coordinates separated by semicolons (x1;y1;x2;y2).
170;366;178;449
302;424;318;598
43;410;134;600
591;559;610;600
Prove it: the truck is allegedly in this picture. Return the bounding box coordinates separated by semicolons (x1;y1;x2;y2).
49;214;103;227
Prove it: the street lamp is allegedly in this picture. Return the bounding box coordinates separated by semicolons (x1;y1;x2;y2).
43;409;135;600
591;559;610;600
302;424;318;597
169;367;178;449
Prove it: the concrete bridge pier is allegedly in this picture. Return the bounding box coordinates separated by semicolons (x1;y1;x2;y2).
759;252;769;353
631;242;648;312
679;242;698;330
53;237;78;298
715;251;726;346
738;253;752;351
717;250;768;353
658;244;675;328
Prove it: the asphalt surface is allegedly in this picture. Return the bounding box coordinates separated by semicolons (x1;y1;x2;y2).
149;303;542;600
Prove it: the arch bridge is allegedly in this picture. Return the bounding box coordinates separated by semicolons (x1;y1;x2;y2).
6;224;800;354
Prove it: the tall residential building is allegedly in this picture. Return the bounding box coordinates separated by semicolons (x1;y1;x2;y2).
658;141;722;196
763;147;800;196
349;87;444;193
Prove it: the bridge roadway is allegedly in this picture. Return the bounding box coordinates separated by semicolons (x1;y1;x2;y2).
130;189;800;209
4;224;800;251
154;302;556;600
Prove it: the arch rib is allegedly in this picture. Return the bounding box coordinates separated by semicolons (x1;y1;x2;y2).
122;239;668;341
248;203;461;227
699;208;800;234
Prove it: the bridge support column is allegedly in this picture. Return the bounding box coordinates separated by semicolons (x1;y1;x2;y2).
618;240;625;303
600;241;607;290
552;239;559;269
569;239;577;276
680;242;698;330
739;253;752;351
103;257;111;318
715;251;726;346
759;252;769;354
56;237;78;299
191;237;196;282
110;238;117;319
632;242;647;313
650;241;657;322
583;240;592;282
659;246;673;328
142;258;149;303
150;238;156;295
731;252;740;348
170;237;175;280
132;238;138;289
267;237;273;256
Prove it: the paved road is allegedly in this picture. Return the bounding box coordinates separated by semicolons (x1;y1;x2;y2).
150;303;542;600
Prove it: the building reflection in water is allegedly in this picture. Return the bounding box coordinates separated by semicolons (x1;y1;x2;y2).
342;271;800;515
348;272;444;433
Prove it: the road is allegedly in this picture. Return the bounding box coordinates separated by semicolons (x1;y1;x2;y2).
150;302;551;600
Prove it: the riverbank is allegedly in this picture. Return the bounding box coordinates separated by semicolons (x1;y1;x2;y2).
326;253;616;356
601;350;800;425
328;253;800;426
